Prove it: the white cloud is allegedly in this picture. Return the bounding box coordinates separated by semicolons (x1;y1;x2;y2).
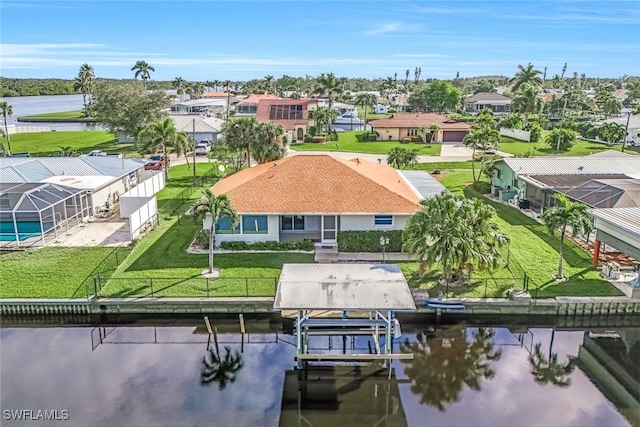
363;22;416;35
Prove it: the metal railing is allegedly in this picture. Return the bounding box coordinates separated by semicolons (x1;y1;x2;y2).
93;276;279;299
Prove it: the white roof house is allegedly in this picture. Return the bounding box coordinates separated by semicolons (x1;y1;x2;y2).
499;155;640;176
592;207;640;262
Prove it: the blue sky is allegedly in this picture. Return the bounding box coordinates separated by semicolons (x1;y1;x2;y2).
1;1;639;81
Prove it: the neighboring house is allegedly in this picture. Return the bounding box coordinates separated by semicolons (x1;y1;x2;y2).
368;113;471;143
491;152;640;212
255;98;319;142
0;156;161;248
171;95;238;116
374;104;389;114
203;154;445;246
170;115;224;143
234;94;282;116
466;92;511;113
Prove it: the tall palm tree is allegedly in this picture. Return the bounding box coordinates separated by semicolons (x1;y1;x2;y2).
192;190;239;274
463;125;500;182
73;77;90;111
76;64;95;113
354;92;377;130
540;193;593;279
138;117;179;180
512;83;544;126
403;192;509;283
172;77;186;101
308;108;336;133
201;346;244;390
131;60;155;88
0;101;12;154
428;123;442;143
529;343;575;387
512;63;543;91
316;72;344;113
223;80;232;120
222;116;258;168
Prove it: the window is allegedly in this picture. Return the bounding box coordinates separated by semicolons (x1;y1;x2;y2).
496;169;502;179
242;215;268;234
374;215;393;226
281;215;305;230
407;128;418;136
215;217;240;234
269;105;303;120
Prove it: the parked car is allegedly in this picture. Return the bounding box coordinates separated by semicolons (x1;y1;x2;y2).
87;150;106;156
144;160;162;171
195;144;211;155
148;154;169;166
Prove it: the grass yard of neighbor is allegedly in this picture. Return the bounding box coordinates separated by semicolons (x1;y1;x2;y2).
7;130;139;157
498;136;640;156
18;110;88;120
291;131;442;155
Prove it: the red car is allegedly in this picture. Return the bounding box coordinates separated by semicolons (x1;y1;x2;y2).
144;160;162;170
149;154;169;166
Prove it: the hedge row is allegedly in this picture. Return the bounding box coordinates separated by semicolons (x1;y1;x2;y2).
220;240;315;251
337;230;403;253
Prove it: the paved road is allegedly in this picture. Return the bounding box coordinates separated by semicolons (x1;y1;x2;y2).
168;144;513;166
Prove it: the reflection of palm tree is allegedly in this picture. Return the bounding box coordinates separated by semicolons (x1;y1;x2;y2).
528;342;574;387
400;327;502;411
201;346;244;390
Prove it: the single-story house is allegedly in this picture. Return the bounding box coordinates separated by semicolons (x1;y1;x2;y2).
368;113;471;143
0;156;158;247
203;154;445;246
491;152;640;212
234;94;282;116
170;96;238;116
255;98;319;142
466;92;511;113
170;115;224;143
592;207;640;268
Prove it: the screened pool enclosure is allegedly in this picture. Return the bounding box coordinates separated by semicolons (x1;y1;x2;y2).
0;183;91;249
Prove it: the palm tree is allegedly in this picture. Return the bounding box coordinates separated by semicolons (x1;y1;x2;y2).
403;192;509;284
540;193;593;279
463;125;499;182
76;64;95;113
529;343;575;387
222;117;258;168
223;80;232;120
172;77;186;101
252;122;288;164
512;63;543;91
0;101;12;154
131;60;155;88
386;147;418;169
428;123;442;143
201;346;244;390
598;122;625;145
308;108;336;133
400;327;502;411
192;190;239;275
512;83;544;126
138;117;180;180
354;92;377;130
316;72;344;113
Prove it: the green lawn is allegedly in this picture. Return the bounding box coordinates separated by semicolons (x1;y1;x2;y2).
499;136;640;156
0;247;120;299
8;130;139;157
100;218;314;297
400;171;622;298
19;110;87;120
291;131;442;155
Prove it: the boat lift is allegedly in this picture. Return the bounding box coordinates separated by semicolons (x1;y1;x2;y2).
274;263;417;369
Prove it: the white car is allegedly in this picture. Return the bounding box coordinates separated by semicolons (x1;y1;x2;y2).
195;144;211;155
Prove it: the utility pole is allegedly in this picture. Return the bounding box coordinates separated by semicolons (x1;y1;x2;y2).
192;118;196;180
556;96;569;151
622;109;631;153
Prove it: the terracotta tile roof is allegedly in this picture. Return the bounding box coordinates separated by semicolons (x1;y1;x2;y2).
211;155;421;214
254;98;318;130
237;94;282;105
540;93;564;102
368;113;471;130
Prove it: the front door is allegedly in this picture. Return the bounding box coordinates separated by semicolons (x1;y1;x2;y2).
321;215;337;243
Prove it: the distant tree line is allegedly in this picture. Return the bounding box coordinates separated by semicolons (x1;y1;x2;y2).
0;77;172;97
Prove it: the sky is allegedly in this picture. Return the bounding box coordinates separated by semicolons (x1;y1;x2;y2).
1;1;639;82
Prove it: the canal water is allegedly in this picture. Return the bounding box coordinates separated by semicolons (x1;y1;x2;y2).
0;94;96;131
0;318;637;427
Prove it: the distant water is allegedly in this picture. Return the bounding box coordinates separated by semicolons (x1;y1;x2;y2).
0;94;97;131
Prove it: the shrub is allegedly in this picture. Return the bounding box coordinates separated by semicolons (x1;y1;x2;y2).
220;240;314;251
195;229;210;249
304;135;326;143
431;169;441;175
472;181;492;194
337;230;403;253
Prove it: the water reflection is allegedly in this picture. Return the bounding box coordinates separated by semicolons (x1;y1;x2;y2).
201;346;244;390
529;342;575;387
0;320;636;427
399;326;502;411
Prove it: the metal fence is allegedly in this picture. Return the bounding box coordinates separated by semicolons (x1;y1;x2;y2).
79;246;133;299
94;276;279;298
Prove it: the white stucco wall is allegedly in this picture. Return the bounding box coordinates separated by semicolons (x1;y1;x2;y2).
340;214;410;231
210;214;280;245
